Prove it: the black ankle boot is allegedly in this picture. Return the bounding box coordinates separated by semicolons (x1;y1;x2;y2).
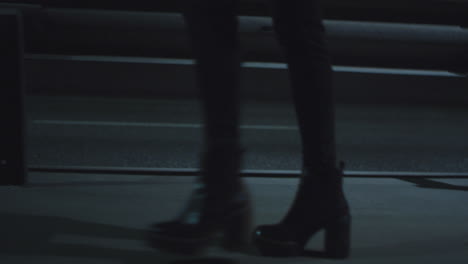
252;162;351;258
147;148;252;255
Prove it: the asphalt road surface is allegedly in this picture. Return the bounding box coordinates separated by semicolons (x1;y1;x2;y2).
26;95;468;175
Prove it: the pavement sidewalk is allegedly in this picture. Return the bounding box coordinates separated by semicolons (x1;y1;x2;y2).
1;172;468;264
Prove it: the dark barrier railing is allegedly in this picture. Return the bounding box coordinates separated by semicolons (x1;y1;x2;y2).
2;1;468;71
18;9;468;72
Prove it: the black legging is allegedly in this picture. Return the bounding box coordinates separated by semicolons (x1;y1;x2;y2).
184;0;336;170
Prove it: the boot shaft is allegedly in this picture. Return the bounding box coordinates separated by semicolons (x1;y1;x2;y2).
281;162;349;226
198;147;244;198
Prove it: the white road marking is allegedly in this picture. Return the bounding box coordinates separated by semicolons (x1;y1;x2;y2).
32;120;298;130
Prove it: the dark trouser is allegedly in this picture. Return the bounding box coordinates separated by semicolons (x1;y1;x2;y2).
183;0;336;170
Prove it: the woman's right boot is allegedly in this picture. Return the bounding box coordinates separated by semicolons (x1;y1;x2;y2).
147;147;252;255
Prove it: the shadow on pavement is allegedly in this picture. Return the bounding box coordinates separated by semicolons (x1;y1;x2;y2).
0;212;241;264
396;177;468;192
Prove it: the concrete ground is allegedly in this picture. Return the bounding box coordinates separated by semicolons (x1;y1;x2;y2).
1;173;468;264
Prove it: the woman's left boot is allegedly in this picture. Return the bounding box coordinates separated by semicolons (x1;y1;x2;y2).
252;162;351;258
147;148;252;255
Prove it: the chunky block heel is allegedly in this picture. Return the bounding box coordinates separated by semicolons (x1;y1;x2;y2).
253;215;351;258
324;214;351;259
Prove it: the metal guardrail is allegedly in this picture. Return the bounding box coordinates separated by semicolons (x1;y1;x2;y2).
1;1;468;71
18;9;468;72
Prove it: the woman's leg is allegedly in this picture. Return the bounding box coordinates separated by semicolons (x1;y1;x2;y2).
252;0;351;258
184;0;242;153
270;0;336;170
184;1;244;193
148;1;252;254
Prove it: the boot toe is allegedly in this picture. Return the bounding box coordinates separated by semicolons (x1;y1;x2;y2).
252;225;303;257
254;225;291;241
